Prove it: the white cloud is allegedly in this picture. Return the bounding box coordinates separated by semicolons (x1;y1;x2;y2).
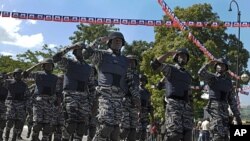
1;4;4;9
48;44;57;49
0;17;44;48
0;51;14;56
26;20;37;25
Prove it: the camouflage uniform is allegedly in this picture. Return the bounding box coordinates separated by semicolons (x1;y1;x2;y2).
83;32;135;141
150;48;193;141
26;84;36;139
50;75;64;141
0;79;8;141
198;59;241;141
53;48;96;141
3;73;30;141
137;82;153;141
120;68;140;141
87;93;98;141
23;70;58;141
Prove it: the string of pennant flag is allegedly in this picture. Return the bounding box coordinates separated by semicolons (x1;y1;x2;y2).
1;11;250;28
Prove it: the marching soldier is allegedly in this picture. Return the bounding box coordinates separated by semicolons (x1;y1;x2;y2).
136;74;154;141
50;74;64;141
150;48;194;141
53;44;96;141
23;58;58;141
120;55;141;141
3;68;30;141
198;58;242;141
0;73;8;141
83;31;139;141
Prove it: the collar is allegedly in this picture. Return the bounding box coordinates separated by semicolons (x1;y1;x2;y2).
107;48;121;56
175;64;185;71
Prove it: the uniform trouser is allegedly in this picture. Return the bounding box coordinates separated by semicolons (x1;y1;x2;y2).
88;121;96;141
205;100;229;141
62;122;88;141
26;114;33;138
88;98;98;141
4;120;23;141
32;96;54;141
31;123;52;141
164;98;194;141
120;99;138;141
17;119;25;138
0;101;6;140
5;100;26;141
136;121;147;141
93;88;123;141
62;91;90;141
120;128;137;141
50;125;63;141
0;120;6;140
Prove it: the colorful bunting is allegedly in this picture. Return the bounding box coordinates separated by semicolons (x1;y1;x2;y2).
0;11;250;28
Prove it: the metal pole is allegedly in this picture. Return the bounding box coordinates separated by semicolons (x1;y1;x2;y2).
229;0;241;108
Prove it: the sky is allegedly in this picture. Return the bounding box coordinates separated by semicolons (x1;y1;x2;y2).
0;0;250;105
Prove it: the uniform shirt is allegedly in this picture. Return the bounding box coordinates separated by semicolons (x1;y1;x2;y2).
83;46;135;95
53;54;96;107
3;79;30;101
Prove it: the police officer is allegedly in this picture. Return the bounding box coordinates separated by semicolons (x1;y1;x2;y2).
150;48;193;141
198;58;242;141
3;68;29;141
0;73;8;141
87;66;98;141
23;58;58;141
83;31;138;141
136;74;154;141
50;74;64;141
26;84;36;139
120;55;141;141
53;44;96;141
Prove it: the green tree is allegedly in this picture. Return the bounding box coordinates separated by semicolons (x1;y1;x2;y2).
0;55;30;73
16;44;61;64
16;44;64;74
69;24;118;44
123;40;154;61
140;3;249;119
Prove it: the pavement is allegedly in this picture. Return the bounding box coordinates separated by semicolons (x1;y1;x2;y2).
3;125;88;141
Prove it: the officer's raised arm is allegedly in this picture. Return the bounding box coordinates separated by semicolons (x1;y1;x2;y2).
82;37;108;65
22;63;42;78
150;51;176;72
53;42;84;63
198;60;216;82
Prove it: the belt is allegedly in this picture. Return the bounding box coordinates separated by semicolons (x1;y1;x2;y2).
98;85;121;92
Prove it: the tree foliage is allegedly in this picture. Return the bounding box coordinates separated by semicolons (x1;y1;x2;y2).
0;55;30;73
69;24;119;44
